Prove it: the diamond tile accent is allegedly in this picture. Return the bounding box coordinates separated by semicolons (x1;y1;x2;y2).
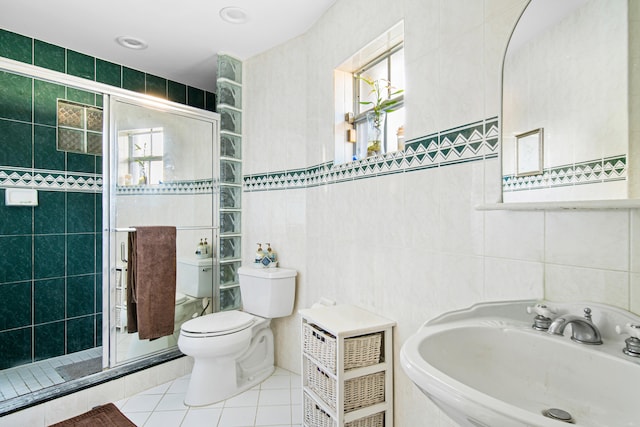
503;155;627;193
0;167;101;192
116;178;215;195
243;117;500;192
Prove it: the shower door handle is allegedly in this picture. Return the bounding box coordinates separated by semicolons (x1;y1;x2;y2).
120;242;128;263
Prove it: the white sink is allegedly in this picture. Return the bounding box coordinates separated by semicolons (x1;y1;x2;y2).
400;300;640;427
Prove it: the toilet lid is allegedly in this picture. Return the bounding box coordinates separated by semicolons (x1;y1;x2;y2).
181;310;254;335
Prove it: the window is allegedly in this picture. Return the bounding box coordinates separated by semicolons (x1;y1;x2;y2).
334;22;405;164
117;128;164;185
354;44;405;156
57;100;103;155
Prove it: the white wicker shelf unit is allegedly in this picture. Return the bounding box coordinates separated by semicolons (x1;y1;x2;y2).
299;304;396;427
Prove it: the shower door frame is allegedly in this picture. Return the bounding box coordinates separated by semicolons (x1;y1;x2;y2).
0;54;221;415
104;93;221;369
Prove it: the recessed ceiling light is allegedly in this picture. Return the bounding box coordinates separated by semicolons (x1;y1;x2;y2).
219;6;249;24
116;36;148;50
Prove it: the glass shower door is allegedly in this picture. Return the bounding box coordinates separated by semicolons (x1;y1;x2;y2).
107;96;219;365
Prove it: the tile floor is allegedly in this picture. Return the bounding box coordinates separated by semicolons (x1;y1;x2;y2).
116;367;302;427
0;347;102;400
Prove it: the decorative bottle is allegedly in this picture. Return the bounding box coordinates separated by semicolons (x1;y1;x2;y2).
266;243;277;265
255;243;265;265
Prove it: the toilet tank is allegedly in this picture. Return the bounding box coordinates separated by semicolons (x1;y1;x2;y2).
178;257;213;298
238;267;297;318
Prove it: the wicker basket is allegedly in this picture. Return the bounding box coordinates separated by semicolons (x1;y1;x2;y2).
345;412;385;427
304;393;337;427
304;393;385;427
305;360;385;412
303;323;382;374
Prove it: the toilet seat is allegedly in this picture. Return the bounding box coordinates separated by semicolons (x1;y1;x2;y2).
180;310;255;338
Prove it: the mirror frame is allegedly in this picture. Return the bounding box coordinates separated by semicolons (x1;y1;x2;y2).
515;128;543;177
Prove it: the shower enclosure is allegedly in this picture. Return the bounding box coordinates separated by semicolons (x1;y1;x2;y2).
0;57;235;412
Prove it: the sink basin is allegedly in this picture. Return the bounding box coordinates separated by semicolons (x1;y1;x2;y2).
400;300;640;427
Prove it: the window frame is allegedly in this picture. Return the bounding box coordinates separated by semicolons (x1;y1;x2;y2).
353;42;405;123
333;21;405;165
120;128;164;185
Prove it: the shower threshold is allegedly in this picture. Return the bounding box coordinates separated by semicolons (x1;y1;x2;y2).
0;347;183;417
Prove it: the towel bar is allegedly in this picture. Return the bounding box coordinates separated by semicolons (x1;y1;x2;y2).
115;226;218;263
113;226;218;232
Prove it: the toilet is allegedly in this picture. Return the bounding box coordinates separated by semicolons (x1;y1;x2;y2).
177;266;297;406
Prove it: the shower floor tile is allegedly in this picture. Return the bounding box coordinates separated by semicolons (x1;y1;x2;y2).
116;367;302;427
0;347;101;400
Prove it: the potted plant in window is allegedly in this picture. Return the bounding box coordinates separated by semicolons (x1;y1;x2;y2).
135;143;148;184
358;76;403;158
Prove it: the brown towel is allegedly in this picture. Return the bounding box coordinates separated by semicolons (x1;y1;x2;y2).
127;226;177;340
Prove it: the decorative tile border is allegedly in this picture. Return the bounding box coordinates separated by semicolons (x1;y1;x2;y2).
0;167;216;195
0;166;101;192
116;178;216;195
503;155;627;192
243;117;500;192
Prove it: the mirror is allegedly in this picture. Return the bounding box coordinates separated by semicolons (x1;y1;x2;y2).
501;0;635;203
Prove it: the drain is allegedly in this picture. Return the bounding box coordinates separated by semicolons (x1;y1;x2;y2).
542;408;575;423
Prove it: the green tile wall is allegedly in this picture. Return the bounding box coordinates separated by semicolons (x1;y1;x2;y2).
0;27;220;369
0;188;101;370
168;81;187;104
34;40;65;73
0;30;32;63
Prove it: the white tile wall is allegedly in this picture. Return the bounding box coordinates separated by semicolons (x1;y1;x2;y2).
484;210;545;261
545;210;629;271
544;264;630;308
242;0;638;426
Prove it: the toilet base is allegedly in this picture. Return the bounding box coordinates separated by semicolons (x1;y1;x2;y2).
183;320;275;406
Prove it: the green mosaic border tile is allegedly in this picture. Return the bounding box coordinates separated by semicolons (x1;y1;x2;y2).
0;166;215;195
116;178;215;195
0;28;216;112
243;117;500;192
503;155;627;192
0;166;101;192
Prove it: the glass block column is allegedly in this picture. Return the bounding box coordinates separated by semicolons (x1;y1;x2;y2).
217;54;243;311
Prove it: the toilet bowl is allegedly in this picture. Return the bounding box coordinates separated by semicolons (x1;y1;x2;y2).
178;266;297;406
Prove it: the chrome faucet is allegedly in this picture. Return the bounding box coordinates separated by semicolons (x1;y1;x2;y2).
547;308;603;345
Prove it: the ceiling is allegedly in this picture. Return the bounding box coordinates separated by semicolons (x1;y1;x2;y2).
0;0;336;92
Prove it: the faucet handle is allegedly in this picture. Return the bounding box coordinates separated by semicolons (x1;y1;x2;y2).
616;323;640;339
615;323;640;357
527;303;556;331
527;303;556;318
